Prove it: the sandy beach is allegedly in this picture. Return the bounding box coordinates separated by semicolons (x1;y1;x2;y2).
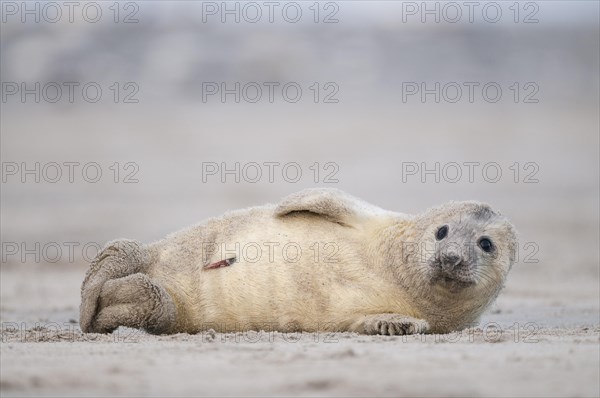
1;1;599;396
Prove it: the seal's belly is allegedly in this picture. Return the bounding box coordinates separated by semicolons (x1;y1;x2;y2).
155;212;406;332
195;237;371;332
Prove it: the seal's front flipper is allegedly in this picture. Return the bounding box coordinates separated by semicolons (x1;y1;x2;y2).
274;188;388;227
351;314;429;335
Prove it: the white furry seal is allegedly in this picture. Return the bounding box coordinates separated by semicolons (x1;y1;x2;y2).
80;188;517;335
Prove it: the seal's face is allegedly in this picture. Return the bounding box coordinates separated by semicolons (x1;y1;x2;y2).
405;202;516;295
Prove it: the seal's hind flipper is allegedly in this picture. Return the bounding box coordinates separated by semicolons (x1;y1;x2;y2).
274;188;388;227
80;239;151;332
94;273;176;334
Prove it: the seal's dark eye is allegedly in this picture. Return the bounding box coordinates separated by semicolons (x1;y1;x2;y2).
478;238;493;252
436;225;448;240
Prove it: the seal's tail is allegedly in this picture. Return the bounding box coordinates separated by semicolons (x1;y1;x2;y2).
79;239;149;332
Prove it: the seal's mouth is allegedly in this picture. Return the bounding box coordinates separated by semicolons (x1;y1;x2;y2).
429;258;477;289
437;273;476;288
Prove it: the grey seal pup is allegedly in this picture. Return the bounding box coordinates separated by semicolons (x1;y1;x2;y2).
80;188;517;335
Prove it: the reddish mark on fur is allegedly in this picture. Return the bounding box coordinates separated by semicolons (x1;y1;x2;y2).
203;257;236;270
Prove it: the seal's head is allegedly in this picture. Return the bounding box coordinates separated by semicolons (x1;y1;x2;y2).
400;201;517;296
385;201;517;333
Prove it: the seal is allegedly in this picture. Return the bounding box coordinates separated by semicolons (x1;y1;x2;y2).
80;188;517;335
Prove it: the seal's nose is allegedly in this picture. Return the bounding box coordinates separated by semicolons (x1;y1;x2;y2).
441;252;463;270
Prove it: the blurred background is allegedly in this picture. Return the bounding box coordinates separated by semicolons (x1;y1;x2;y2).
0;0;598;396
1;0;598;294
